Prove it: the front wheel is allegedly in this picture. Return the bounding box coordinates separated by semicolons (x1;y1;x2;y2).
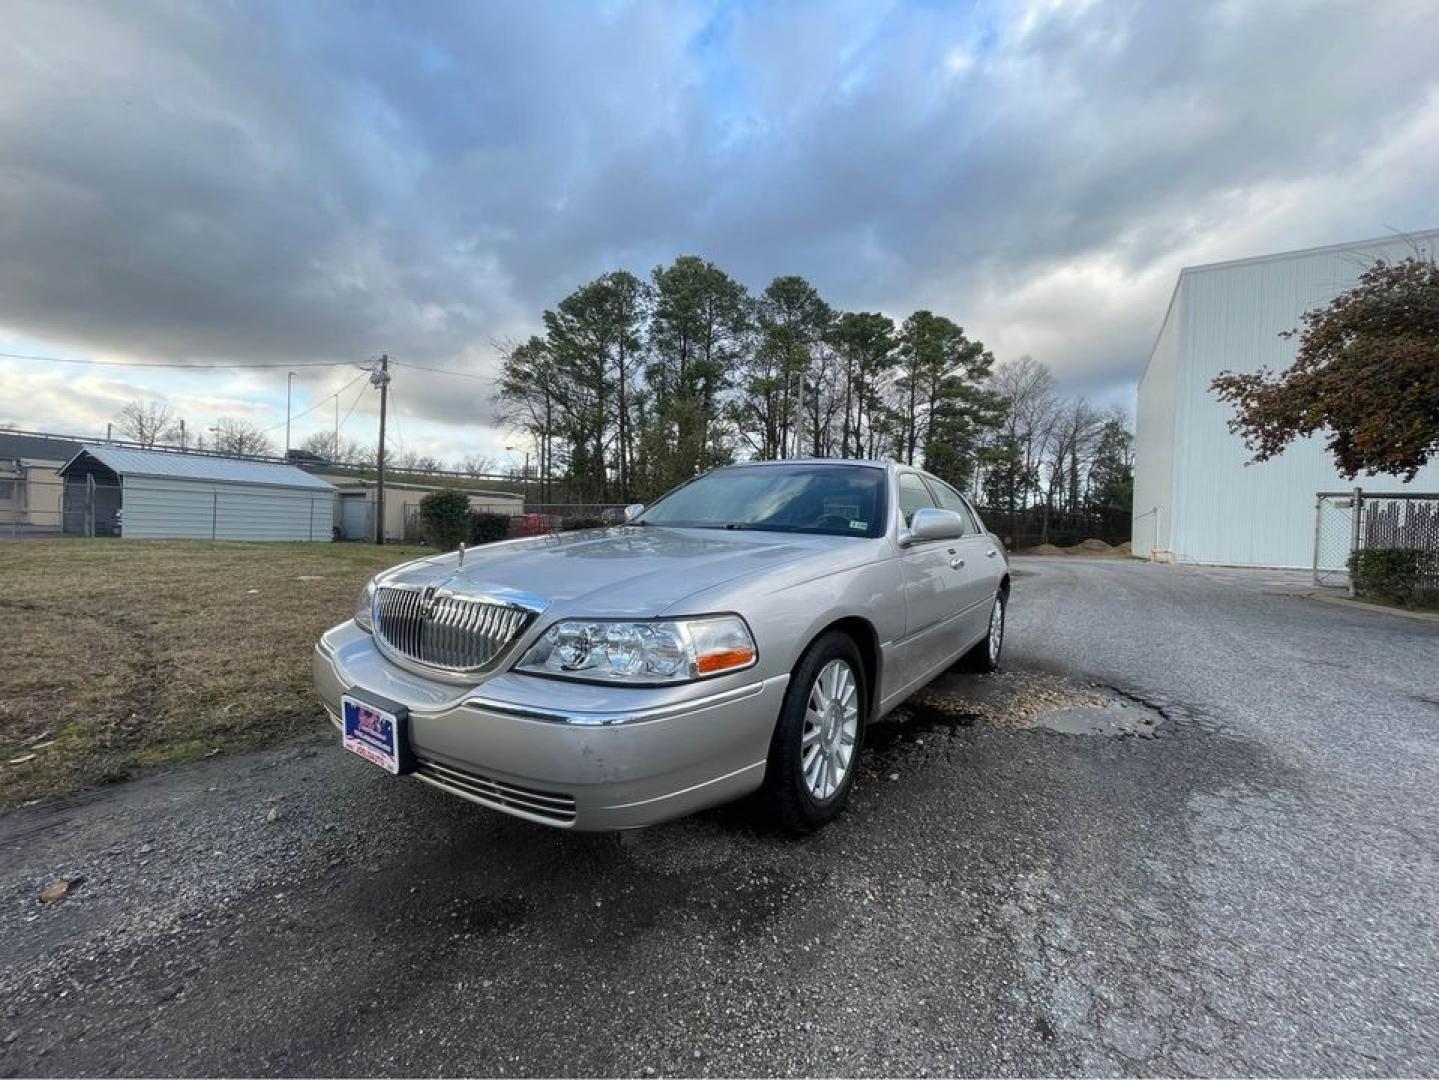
957;590;1005;672
761;632;867;834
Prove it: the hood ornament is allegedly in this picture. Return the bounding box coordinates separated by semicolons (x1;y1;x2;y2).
457;542;466;568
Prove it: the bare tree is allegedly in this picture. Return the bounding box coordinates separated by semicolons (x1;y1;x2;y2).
459;452;498;477
989;358;1060;499
300;430;369;464
210;417;275;457
115;399;179;448
1046;397;1105;515
395;449;443;473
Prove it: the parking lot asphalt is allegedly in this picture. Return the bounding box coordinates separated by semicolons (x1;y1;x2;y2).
2;557;1437;1077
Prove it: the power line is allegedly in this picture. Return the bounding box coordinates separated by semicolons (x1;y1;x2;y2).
0;350;496;386
1;349;488;380
390;359;491;381
0;350;360;370
256;371;368;435
336;374;371;432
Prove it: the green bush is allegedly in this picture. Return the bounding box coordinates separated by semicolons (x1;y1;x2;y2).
417;489;470;550
559;516;606;532
1347;547;1439;606
469;511;512;545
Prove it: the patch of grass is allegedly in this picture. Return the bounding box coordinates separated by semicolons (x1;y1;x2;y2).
0;539;431;808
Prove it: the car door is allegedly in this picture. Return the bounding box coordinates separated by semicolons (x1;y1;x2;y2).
894;470;968;685
924;476;1003;648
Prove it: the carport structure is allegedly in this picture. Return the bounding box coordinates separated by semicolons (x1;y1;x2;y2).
58;445;336;540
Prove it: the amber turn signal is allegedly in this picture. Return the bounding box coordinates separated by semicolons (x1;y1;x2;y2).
696;646;757;675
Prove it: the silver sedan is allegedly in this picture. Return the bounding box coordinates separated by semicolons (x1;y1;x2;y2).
314;459;1010;832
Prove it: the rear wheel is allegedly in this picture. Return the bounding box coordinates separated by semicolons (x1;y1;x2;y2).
957;590;1005;672
762;632;866;834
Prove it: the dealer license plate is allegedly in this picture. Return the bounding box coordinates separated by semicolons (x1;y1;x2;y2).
341;694;403;774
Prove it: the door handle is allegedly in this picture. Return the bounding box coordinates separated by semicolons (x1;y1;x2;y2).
949;548;964;570
985;548;998;558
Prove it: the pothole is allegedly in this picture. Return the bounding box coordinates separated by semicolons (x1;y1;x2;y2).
886;670;1166;739
1032;702;1160;738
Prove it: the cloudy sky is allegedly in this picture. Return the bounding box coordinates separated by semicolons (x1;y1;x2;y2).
2;0;1436;464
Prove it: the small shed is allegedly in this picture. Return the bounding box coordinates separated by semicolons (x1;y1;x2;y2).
0;432;82;536
58;445;337;541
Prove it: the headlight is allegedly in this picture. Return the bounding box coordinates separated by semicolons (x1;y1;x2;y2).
515;616;757;683
354;578;377;631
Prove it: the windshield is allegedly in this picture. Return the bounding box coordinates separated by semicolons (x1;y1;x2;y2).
637;464;888;538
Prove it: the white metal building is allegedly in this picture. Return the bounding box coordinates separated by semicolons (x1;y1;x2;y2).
305;475;524;542
59;445;337;541
1133;229;1439;567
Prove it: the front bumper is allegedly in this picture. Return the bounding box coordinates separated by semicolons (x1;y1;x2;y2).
313;621;787;830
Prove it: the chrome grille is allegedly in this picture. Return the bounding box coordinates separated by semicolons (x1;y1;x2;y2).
374;586;534;673
415;759;577;825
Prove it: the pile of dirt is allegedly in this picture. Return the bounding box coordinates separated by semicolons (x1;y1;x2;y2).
1022;542;1067;556
1115;541;1133;556
1017;538;1134;558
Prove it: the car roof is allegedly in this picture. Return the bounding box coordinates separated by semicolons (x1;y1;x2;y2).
717;458;890;470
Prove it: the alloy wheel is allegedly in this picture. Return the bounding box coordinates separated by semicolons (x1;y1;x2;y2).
988;597;1004;664
801;658;859;800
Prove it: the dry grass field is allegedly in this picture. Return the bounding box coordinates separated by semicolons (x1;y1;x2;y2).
0;539;430;808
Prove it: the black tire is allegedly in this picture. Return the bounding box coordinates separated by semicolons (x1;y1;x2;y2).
957;589;1006;673
761;631;867;834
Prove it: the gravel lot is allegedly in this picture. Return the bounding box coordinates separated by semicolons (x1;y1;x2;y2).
2;557;1436;1076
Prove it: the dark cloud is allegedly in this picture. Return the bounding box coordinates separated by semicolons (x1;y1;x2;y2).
2;0;1436;442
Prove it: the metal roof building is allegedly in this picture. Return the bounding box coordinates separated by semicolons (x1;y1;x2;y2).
0;432;83;465
59;445;337;541
1133;229;1439;567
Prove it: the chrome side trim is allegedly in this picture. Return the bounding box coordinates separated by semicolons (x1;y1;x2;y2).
464;673;788;727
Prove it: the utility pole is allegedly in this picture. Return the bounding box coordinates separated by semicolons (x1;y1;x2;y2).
373;355;390;545
178;418;186;450
333;394;339;459
285;371;295;457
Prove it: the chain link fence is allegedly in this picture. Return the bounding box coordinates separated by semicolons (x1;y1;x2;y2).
1313;492;1358;588
509;504;630;537
0;477;122;539
1314;489;1439;593
2;477;335;541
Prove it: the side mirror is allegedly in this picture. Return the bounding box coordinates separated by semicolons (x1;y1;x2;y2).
623;503;645;523
902;507;967;546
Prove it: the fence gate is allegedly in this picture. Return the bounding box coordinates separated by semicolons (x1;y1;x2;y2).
1313;491;1360;589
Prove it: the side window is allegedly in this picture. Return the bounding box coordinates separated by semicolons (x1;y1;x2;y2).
962;495;987;535
925;477;977;534
897;472;937;526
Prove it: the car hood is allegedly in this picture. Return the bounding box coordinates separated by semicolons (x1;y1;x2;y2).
379;525;831;618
